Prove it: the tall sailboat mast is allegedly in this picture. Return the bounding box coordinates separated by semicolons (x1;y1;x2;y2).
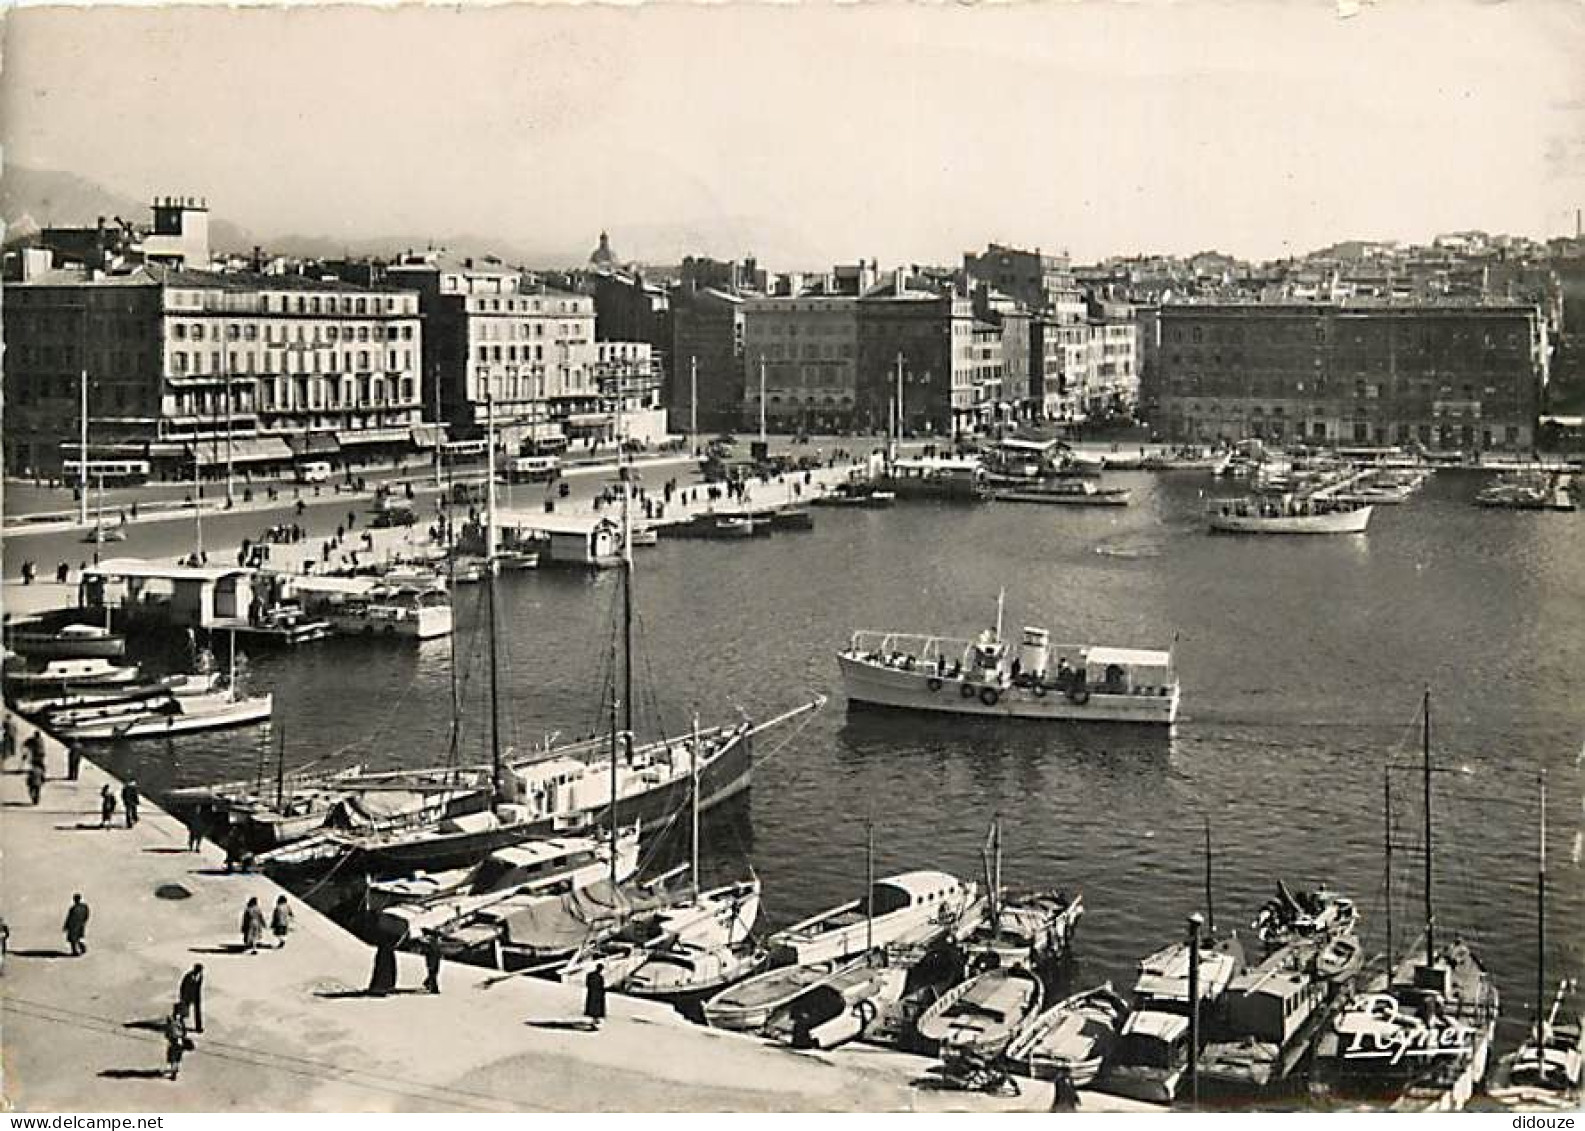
1536;769;1547;1045
485;396;502;802
690;713;701;900
1422;688;1435;964
78;368;90;526
609;399;634;887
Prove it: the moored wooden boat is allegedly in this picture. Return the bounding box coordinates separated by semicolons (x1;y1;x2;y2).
763;956;909;1050
1004;981;1130;1086
55;691;274;740
702;956;869;1032
915;966;1043;1060
766;870;978;967
622;939;768;1002
6;622;126;659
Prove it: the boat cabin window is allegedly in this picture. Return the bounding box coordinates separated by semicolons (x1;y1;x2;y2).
869;882;920;916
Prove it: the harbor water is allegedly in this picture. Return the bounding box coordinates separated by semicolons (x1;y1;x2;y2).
90;470;1585;1048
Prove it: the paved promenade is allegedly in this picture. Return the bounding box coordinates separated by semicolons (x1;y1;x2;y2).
0;710;1164;1113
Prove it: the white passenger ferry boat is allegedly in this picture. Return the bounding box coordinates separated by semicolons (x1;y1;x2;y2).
1208;496;1372;535
838;601;1180;725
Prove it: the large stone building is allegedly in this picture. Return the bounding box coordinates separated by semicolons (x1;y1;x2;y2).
669;286;745;434
1152;302;1549;450
3;263;424;479
963;242;1078;314
741;289;862;432
386;252;597;449
856;282;982;436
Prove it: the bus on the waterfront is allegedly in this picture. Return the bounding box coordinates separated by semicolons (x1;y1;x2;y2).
63;458;151;486
440;440;488;463
504;455;560;483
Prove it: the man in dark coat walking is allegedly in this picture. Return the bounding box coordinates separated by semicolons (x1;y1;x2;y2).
25;761;43;806
63;893;90;956
583;963;607;1031
178;964;205;1032
66;742;82;781
121;780;140;828
99;784;117;828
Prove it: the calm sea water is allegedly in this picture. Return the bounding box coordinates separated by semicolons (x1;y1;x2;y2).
95;471;1585;1043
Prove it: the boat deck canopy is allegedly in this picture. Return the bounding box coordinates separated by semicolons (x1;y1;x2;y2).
1083;645;1173;669
86;558;249;583
1122;1011;1189;1042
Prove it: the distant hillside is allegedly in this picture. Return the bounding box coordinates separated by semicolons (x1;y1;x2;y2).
1;165;254;251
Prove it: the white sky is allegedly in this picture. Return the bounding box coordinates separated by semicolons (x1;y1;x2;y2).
2;0;1583;266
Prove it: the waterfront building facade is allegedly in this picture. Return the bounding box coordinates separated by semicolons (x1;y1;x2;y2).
856;285;980;436
669;286;745;434
3;263;424;478
1152;302;1549;450
741;293;861;431
386;252;597;450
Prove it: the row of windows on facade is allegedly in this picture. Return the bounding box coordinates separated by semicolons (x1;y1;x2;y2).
1168;417;1525;445
169;349;414;375
1164;351;1530;372
1165;376;1519;399
171;322;416;344
470;319;588;342
167;290;416;317
460;295;589;316
173;376;419;416
1164;323;1529;349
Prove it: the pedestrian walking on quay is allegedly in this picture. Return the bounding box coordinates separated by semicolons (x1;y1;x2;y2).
25;761;44;805
178;963;205;1032
270;896;294;948
422;932;442;994
121;779;140;828
241;897;267;954
66;741;82;782
185;811;206;852
3;716;15;763
99;784;117;828
24;730;45;777
368;942;398;996
583;963;607;1031
163;1004;189;1081
63;893;90;956
1;914;10;976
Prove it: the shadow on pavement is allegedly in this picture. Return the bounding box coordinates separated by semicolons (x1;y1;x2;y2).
98;1068;171;1080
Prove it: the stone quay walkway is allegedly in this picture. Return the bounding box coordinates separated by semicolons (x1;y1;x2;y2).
0;709;1166;1113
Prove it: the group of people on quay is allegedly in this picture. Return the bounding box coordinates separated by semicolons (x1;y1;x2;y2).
0;717;623;1087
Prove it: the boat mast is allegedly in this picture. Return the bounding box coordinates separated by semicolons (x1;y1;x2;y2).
865;815;875;955
994;587;1005;644
1204;815;1215;935
1422;687;1434;964
486;396;502;803
275;718;286;812
1384;766;1393;967
691;713;701;901
1537;768;1547;1045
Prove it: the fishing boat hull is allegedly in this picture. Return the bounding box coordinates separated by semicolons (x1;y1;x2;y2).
1208;506;1372;535
702;958;866;1032
915;967;1043;1060
6;628;126;659
329;733;751;877
58;693;274;740
991;489;1131;506
839;654;1179;725
622;942;768;1002
1005;983;1130;1087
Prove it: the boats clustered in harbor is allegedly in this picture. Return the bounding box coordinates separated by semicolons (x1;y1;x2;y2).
3;430;1580;1112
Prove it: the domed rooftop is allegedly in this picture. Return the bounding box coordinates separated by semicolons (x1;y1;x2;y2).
589;230;619;268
